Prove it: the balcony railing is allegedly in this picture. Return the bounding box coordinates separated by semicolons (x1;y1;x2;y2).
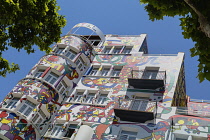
128;70;166;90
176;107;210;118
129;70;166;81
114;99;157;123
115;99;156;112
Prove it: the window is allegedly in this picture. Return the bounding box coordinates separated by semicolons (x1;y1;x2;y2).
45;72;59;85
97;94;107;105
103;47;111;54
32;109;46;127
142;70;158;79
113;47;122;54
51;124;63;136
19;100;36;116
131;97;149;111
90;67;98;76
142;67;160;79
34;70;45;78
73;92;84;102
57;81;68;95
101;67;110;76
6;98;19;109
75;58;84;69
65;50;77;60
85;93;95;104
123;47;132;54
55;48;64;54
64;124;77;138
111;68;121;77
119;130;137;140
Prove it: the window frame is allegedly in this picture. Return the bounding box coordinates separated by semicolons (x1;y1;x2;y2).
75;58;84;69
64;124;78;138
113;46;122;54
65;49;77;60
55;48;65;54
89;67;99;76
73;92;84;102
123;46;132;54
57;80;68;95
32;109;46;127
34;69;45;78
85;93;95;104
97;93;107;105
18;100;36;117
101;67;110;76
45;72;59;85
51;124;63;136
111;67;121;77
5;98;19;109
103;47;112;54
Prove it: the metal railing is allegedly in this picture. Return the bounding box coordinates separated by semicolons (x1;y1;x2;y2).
176;107;210;118
130;70;166;81
114;99;157;113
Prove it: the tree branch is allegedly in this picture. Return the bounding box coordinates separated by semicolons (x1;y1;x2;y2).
184;0;210;38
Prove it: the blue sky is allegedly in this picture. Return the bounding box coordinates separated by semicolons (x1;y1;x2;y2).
0;0;209;101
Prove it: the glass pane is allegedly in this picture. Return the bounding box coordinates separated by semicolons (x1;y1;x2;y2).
24;107;33;116
32;114;39;123
70;53;76;60
6;101;13;108
50;78;57;85
45;75;52;82
104;48;111;53
19;104;27;113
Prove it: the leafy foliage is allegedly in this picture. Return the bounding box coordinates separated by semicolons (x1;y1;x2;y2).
0;0;66;77
140;0;210;82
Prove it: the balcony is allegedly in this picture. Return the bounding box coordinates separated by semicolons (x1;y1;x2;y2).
176;107;210;118
128;70;166;90
114;99;157;123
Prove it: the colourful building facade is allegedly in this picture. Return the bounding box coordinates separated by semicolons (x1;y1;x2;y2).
0;23;210;140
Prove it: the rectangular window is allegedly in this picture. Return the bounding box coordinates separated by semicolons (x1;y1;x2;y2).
111;68;121;77
51;124;63;136
65;50;77;60
6;98;19;109
34;70;45;78
123;47;132;54
64;124;78;138
57;81;68;95
142;70;158;79
85;93;95;104
45;72;59;85
97;94;107;105
76;58;84;69
101;68;110;76
56;48;64;54
90;67;98;76
74;92;84;102
119;130;137;140
103;47;111;54
19;100;36;116
113;47;122;54
131;97;149;111
32;109;46;127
